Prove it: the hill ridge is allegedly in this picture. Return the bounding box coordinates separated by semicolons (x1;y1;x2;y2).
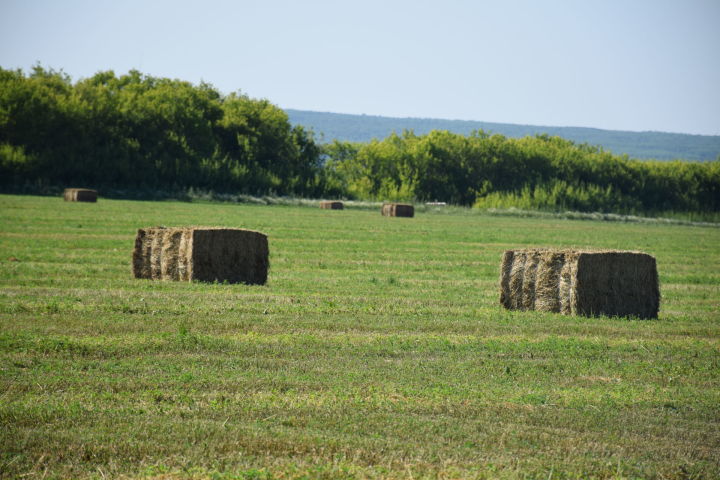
285;109;720;162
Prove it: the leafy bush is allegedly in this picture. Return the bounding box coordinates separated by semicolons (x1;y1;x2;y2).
2;66;718;216
323;131;720;215
0;67;325;196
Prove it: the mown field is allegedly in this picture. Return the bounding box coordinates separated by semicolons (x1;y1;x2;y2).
1;194;719;479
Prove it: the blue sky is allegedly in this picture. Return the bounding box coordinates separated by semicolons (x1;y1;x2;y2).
1;0;719;135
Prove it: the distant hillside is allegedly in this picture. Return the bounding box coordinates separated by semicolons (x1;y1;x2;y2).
286;109;720;162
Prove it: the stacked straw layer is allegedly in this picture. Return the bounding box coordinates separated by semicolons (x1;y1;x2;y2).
320;201;344;210
63;188;98;202
133;227;268;285
500;249;659;319
382;203;414;217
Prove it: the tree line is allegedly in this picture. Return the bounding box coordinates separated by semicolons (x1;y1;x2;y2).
322;131;720;214
0;66;324;196
2;67;718;215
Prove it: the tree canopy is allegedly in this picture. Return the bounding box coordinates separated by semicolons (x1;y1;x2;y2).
0;67;325;196
2;67;718;216
322;131;720;214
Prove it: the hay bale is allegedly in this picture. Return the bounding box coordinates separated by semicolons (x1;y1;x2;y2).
381;203;414;217
320;201;344;210
132;227;269;285
499;248;659;319
63;188;98;202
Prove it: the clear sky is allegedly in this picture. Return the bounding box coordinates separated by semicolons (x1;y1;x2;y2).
1;0;719;135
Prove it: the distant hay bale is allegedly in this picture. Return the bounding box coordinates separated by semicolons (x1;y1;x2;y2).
320;201;344;210
63;188;98;202
132;227;269;285
381;203;414;217
499;248;659;319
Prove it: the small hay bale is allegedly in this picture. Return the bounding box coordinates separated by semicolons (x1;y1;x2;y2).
320;201;344;210
63;188;98;202
381;203;414;217
499;248;659;319
132;227;269;285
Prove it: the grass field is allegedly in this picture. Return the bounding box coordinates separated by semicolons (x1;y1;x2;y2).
1;194;719;479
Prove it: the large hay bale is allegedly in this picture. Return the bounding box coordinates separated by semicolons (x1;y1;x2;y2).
381;203;414;217
499;248;659;319
63;188;98;202
132;227;269;284
320;201;344;210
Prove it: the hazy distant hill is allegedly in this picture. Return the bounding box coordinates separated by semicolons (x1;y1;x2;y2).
286;109;720;162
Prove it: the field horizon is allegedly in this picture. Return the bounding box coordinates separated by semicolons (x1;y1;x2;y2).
1;194;718;479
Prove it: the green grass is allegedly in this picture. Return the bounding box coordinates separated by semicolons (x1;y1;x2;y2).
1;194;719;480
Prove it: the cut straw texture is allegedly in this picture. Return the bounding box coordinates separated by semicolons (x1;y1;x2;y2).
320;201;344;210
133;227;269;285
63;188;98;202
382;203;414;217
500;248;659;319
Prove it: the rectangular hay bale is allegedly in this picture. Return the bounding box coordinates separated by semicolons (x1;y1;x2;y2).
499;248;659;318
320;201;344;210
381;203;414;217
63;188;98;202
132;227;269;284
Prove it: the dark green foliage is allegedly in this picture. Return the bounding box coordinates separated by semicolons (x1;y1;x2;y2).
322;131;720;215
2;66;719;216
0;67;323;196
